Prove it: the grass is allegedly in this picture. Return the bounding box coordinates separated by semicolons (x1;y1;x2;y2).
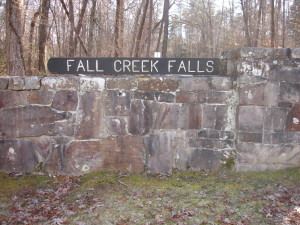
0;168;299;224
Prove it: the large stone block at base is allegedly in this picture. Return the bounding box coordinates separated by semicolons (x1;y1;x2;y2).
286;104;300;132
188;149;224;170
238;106;264;132
0;139;39;172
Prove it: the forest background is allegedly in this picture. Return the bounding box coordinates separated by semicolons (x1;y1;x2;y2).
1;0;299;76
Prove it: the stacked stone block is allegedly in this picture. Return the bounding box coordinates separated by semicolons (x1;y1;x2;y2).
221;47;300;171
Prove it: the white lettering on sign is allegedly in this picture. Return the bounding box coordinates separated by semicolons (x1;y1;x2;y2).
178;61;186;73
168;60;176;72
206;60;214;72
114;60;122;72
67;60;75;71
77;60;85;72
142;60;149;72
95;60;104;72
150;60;159;72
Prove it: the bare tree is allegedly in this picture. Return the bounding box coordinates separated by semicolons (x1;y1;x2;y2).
88;0;97;54
271;0;275;47
162;0;170;58
6;0;26;76
38;0;50;73
114;0;124;57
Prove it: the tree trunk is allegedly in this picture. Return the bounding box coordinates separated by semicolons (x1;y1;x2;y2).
68;0;75;56
27;10;40;74
161;0;170;58
74;0;89;55
254;0;263;47
134;0;149;57
88;0;97;55
240;0;252;46
282;0;285;47
270;0;275;47
6;0;26;76
114;0;124;57
38;0;50;73
146;0;153;57
130;0;144;57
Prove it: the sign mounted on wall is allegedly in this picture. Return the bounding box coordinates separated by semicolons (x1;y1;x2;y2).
47;58;219;75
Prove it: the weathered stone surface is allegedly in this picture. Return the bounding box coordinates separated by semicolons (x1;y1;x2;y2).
153;103;180;130
238;47;288;59
203;105;230;130
206;91;233;104
238;132;262;143
42;77;79;90
105;90;131;116
145;132;176;174
181;77;211;91
176;91;206;103
134;91;175;102
263;132;285;144
0;106;75;138
198;130;220;139
76;92;104;139
291;48;300;59
0;78;9;89
51;90;78;111
0;139;39;172
238;106;264;132
285;132;300;143
138;77;179;92
0;91;54;109
105;117;128;135
104;136;145;173
279;82;300;103
24;77;41;90
264;107;289;131
188;149;223;170
80;77;105;92
269;66;300;82
189;138;234;149
278;102;293;108
286;104;300;131
129;100;153;135
107;77;137;90
239;83;279;106
236;60;271;77
211;77;233;91
64;136;145;174
9;77;25;90
179;104;202;130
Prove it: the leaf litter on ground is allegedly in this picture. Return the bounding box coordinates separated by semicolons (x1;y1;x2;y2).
0;168;299;224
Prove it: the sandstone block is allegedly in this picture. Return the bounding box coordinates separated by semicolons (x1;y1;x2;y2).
286;104;300;131
25;77;41;90
238;132;262;143
188;149;223;170
198;129;220;139
0;106;75;138
0;91;55;109
0;78;9;89
181;77;211;91
239;83;279;106
263;132;285;144
203;105;230;130
0;139;39;172
269;66;300;82
105;117;128;135
134;91;175;103
105;90;131;116
179;103;202;130
291;48;300;59
144;131;176;174
138;77;179;92
238;106;264;132
9;77;25;90
75;92;104;139
264;107;289;131
279;82;300;103
80;77;105;92
211;77;233;91
285;132;300;143
176;91;206;103
42;77;79;90
206;91;233;104
51;90;78;111
129;100;153;135
107;77;137;90
153;103;180;130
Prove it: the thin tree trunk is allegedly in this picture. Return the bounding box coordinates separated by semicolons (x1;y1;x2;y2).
114;0;124;57
161;0;170;58
59;0;88;55
27;10;40;74
240;0;252;46
130;0;144;57
254;0;263;47
68;0;75;56
74;0;89;55
282;0;285;47
271;0;275;47
38;0;50;73
88;0;97;55
146;0;153;57
6;0;26;76
134;0;149;57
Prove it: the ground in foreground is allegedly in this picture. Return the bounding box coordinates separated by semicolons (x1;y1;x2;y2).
0;168;299;224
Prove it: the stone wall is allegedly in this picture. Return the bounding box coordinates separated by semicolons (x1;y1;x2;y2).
0;47;299;174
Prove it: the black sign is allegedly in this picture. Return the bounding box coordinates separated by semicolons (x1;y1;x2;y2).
47;58;219;75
